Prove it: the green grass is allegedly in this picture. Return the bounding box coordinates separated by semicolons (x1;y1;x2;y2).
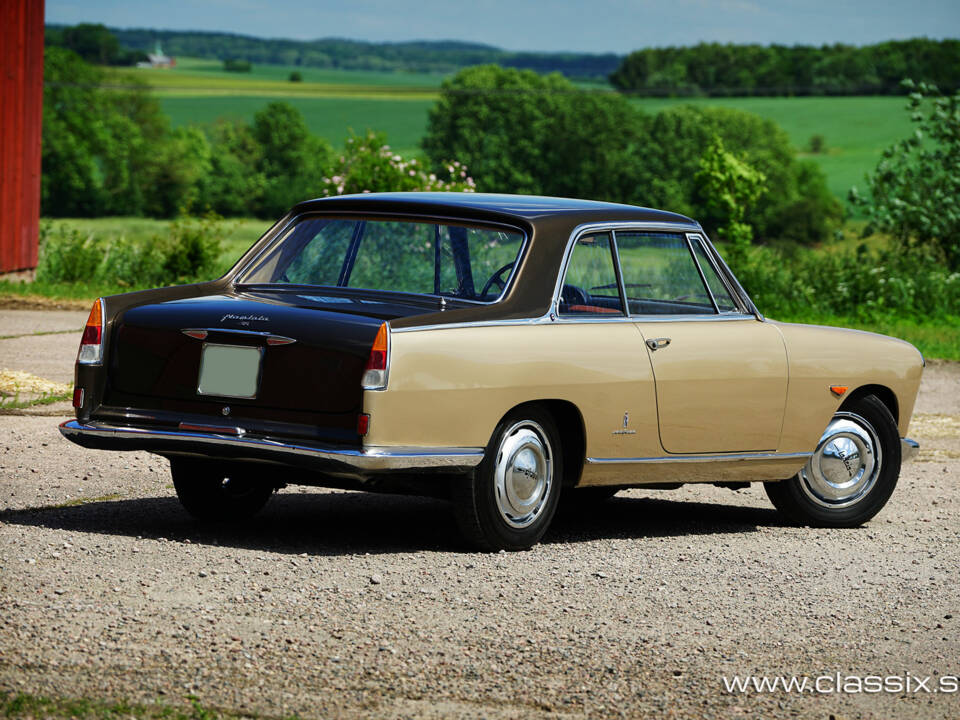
160;96;433;154
0;690;271;720
43;216;270;276
629;96;912;204
0;390;71;410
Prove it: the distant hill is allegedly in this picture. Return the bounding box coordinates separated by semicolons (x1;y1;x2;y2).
46;25;622;79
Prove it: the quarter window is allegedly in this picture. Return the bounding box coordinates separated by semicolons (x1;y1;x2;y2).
558;233;624;316
615;232;716;315
689;236;739;312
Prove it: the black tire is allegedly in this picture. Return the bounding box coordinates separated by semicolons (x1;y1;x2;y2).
764;394;901;527
453;407;563;551
171;459;275;522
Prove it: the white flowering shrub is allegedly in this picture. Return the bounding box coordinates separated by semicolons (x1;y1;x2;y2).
320;130;476;196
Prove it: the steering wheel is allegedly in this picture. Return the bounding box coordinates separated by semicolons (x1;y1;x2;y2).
560;284;588;308
480;262;515;297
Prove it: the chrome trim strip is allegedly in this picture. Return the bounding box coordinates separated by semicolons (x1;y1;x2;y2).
182;328;297;345
901;437;919;462
391;312;760;333
586;451;812;465
58;420;484;472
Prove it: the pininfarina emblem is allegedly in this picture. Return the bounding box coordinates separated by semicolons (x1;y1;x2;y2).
221;314;270;323
612;411;636;435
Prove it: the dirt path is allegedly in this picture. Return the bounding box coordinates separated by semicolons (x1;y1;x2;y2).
1;310;958;719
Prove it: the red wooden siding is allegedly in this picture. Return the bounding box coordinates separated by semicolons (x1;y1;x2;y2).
0;0;44;273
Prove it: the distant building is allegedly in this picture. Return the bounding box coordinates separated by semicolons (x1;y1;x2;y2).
137;42;175;69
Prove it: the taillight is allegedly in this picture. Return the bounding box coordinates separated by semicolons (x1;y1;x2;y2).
361;322;389;390
77;298;104;365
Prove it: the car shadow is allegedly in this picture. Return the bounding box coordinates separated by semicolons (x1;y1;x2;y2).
0;489;786;555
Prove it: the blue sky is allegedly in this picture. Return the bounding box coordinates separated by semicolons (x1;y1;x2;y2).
46;0;959;53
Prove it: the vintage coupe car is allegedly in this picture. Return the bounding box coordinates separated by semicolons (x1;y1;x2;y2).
60;193;923;550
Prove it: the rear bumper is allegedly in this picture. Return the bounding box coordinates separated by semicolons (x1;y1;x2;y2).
59;419;483;479
901;437;919;462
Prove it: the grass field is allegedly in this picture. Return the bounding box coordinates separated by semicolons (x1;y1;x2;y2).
117;59;912;199
629;96;913;202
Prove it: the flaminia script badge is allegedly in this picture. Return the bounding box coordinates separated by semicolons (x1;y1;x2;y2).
612;411;637;435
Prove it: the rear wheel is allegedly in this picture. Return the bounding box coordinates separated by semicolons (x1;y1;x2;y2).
453;407;562;551
171;459;275;522
765;395;900;527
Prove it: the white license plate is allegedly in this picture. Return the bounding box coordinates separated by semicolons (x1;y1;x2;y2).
197;344;263;399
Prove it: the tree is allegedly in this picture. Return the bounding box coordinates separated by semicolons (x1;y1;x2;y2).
851;80;960;269
694;136;766;261
422;64;646;200
252;102;333;216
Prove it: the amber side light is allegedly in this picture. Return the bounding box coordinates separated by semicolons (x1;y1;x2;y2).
829;385;848;397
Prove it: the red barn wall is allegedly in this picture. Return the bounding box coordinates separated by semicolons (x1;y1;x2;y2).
0;0;45;273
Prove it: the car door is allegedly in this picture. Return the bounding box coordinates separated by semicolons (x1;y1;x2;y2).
615;230;788;454
554;231;662;461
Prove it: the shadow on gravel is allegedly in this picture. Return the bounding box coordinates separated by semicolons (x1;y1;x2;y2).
0;489;784;555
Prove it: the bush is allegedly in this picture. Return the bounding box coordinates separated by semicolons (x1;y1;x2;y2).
322;130;475;196
37;215;226;288
851;80;960;270
731;242;960;323
223;59;252;72
289;71;303;82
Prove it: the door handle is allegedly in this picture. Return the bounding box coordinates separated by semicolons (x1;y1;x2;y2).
646;337;671;351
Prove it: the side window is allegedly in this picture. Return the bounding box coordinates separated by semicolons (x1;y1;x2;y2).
689;236;739;312
615;232;715;315
558;233;624;316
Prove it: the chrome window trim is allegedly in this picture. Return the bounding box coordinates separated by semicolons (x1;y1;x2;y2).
391;312;759;333
586;451;811;465
556;230;628;319
233;211;530;307
693;231;763;320
683;233;721;313
549;220;703;317
685;233;747;314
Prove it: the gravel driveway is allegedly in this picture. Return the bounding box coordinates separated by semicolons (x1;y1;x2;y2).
1;310;958;719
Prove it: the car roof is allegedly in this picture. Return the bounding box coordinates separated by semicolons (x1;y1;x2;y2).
293;192;696;226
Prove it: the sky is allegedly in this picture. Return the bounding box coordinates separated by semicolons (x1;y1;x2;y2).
46;0;960;54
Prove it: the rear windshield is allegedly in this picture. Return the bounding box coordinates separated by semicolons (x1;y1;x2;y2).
239;217;525;303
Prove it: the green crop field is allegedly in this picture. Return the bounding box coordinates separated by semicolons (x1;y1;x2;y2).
629;96;913;202
160;96;433;154
117;60;914;202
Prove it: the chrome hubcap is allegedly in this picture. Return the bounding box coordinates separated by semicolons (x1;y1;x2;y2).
494;421;553;528
799;412;882;508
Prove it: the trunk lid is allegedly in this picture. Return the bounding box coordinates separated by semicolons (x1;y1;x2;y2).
102;291;432;442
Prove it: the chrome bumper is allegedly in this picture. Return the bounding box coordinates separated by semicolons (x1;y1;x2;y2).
901;437;919;462
59;419;484;478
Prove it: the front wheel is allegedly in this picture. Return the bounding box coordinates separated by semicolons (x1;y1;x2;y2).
171;459;276;522
453;407;562;551
765;394;901;527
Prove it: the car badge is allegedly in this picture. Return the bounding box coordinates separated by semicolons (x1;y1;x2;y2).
612;411;636;435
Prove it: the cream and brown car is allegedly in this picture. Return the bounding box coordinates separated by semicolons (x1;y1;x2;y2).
60;193;923;550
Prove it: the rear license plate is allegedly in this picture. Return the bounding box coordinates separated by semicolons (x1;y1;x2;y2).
197;344;263;399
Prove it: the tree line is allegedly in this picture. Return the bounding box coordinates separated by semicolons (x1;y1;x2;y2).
44;24;621;80
610;39;960;96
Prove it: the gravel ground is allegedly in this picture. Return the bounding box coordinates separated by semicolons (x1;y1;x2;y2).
1;310;958;719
